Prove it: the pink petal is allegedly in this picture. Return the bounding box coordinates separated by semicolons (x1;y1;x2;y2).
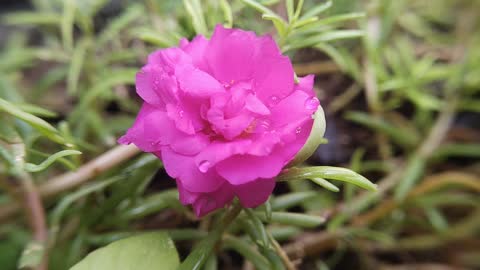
270;90;317;128
206;25;256;83
180;35;210;72
175;64;225;97
136;66;178;108
119;104;208;156
194;140;252;170
162;147;223;193
191;183;235;217
245;94;270;115
234;178;275;208
253;55;295;102
216;154;285;185
147;48;192;74
166;103;196;135
295;75;315;93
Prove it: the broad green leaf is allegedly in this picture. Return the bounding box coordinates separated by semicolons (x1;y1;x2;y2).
279;166;377;191
70;232;179;270
18;241;45;269
24;150;81;172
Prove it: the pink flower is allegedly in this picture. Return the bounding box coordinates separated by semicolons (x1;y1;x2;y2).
119;25;320;217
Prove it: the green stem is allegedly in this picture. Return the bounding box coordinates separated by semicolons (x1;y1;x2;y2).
178;203;243;270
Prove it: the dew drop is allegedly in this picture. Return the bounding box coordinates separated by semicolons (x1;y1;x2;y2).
305;97;319;110
295;126;302;134
198;160;211;173
268;95;279;107
178;110;184;118
260;119;271;130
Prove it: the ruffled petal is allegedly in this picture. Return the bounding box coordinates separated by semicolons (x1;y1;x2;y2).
175;64;225;97
216;154;285;185
119;104;209;155
206;25;257;83
194;140;252;171
162;147;223;193
136;65;179;107
253;55;295;102
147;47;192;74
270;89;317;128
180;35;210;72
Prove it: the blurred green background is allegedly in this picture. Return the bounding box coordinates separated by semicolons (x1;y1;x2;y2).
0;0;479;269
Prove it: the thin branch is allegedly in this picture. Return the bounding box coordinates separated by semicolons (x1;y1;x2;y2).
269;232;297;270
18;172;48;270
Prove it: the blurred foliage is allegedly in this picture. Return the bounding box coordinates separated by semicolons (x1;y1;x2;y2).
0;0;479;269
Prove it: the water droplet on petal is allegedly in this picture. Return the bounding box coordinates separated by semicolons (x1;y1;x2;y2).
295;126;302;134
178;110;184;118
268;95;279;107
260;119;271;130
305;97;319;110
198;160;211;173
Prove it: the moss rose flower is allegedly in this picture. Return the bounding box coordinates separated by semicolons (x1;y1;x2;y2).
119;25;320;216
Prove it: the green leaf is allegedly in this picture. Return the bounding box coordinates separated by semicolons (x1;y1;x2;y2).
222;236;271;270
289;30;364;50
61;0;76;51
286;0;294;22
271;191;317;211
183;0;208;35
244;209;270;247
70;232;179;270
394;155;426;201
0;97;64;144
241;0;277;16
177;232;219;270
24;150;81;172
13;103;57;118
254;211;326;228
299;0;332;20
310;178;340;192
97;4;144;47
68;38;91;95
2;12;60;25
279;166;377;191
345;111;420;147
219;0;233;27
